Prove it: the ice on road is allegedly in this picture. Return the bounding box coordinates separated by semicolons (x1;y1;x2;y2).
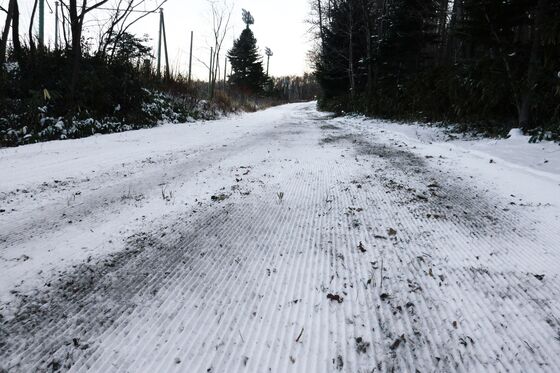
1;102;559;372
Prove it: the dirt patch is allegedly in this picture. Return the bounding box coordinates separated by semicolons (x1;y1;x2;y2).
320;124;341;131
310;113;338;121
323;133;526;238
320;134;353;144
355;139;427;172
211;193;230;202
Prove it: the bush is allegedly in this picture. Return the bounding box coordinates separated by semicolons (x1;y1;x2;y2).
0;48;240;147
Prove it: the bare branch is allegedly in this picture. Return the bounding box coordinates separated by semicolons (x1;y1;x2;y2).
96;0;166;61
83;0;111;15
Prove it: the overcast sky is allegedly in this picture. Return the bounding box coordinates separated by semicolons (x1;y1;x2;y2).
8;0;315;80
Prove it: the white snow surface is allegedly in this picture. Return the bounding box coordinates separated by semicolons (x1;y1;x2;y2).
0;102;559;372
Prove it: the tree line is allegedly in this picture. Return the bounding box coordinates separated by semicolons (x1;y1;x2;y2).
313;0;560;135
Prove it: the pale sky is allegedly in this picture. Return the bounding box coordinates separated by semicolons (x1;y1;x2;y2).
6;0;315;80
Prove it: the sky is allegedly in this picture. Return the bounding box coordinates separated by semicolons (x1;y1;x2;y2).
4;0;315;80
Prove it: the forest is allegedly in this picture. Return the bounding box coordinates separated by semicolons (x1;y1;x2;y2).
312;0;560;138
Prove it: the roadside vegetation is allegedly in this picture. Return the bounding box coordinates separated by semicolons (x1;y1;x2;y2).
0;1;318;147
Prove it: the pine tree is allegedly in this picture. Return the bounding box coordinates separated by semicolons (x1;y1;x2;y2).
227;10;266;94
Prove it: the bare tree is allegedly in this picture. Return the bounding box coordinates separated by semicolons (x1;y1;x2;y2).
97;0;166;63
208;0;233;99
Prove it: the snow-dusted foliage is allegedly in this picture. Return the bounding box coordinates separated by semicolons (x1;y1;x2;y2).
0;90;234;147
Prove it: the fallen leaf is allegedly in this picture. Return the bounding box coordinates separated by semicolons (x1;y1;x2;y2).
327;293;344;303
358;242;366;253
390;335;405;350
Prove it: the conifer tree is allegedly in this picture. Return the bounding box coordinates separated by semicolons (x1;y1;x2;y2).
227;9;266;94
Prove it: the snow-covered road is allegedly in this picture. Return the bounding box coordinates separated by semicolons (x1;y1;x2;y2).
1;102;559;372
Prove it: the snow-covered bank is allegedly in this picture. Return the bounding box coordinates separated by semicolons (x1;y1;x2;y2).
337;116;560;176
1;102;559;372
334;116;560;207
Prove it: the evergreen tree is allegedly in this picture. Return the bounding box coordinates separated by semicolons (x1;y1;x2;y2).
380;0;439;75
227;10;266;94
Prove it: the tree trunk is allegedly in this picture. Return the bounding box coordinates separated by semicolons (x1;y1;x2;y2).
374;0;387;85
447;0;463;62
70;25;82;107
69;0;84;108
518;0;549;128
347;0;355;104
61;5;69;49
317;0;325;49
29;0;38;52
376;0;386;38
437;0;449;64
0;0;15;64
12;0;21;59
360;0;373;104
484;8;523;127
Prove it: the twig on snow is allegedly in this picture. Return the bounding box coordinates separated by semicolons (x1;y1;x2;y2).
295;327;304;342
380;258;384;291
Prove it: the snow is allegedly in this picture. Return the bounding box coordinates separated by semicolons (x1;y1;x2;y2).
0;108;284;305
1;102;559;372
3;62;19;74
508;128;524;138
335;116;560;198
